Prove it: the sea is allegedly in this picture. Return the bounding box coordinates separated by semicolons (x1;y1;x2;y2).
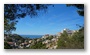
20;35;43;39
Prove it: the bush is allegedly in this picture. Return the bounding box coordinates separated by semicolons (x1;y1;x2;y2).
30;42;46;49
57;27;84;49
4;42;12;49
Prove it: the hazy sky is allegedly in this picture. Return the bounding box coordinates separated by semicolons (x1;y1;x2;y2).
12;4;84;35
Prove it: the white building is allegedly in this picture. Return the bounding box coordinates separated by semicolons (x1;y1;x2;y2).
41;34;49;39
42;40;50;44
57;32;62;36
62;28;74;35
29;40;32;43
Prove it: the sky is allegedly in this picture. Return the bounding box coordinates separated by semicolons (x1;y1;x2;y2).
12;4;84;35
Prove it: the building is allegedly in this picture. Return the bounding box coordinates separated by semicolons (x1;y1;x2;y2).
57;32;62;36
29;40;32;43
7;42;14;46
62;28;74;35
42;34;49;39
42;40;51;44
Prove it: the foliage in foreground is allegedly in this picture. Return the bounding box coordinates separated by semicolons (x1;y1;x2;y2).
28;42;46;49
57;27;84;49
4;42;12;49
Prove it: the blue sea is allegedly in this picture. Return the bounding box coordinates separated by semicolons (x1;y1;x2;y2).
20;35;43;39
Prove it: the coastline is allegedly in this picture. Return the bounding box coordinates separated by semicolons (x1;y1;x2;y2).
20;35;43;39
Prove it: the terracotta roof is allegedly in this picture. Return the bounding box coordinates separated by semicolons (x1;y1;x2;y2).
7;42;14;45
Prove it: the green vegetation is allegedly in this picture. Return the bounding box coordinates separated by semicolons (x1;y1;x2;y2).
4;42;12;49
57;27;84;49
5;34;25;42
67;4;84;16
6;38;13;42
4;18;16;34
4;4;84;49
46;35;53;40
11;34;25;41
4;4;51;34
4;34;25;49
29;42;46;49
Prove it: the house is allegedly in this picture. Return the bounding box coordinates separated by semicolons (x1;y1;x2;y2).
46;43;51;48
7;42;15;47
51;38;56;41
29;40;32;43
57;32;62;36
7;42;19;49
42;34;49;39
42;40;50;44
62;28;74;35
18;44;24;49
24;42;28;45
21;43;24;46
37;39;40;42
45;34;49;36
53;45;57;49
51;38;58;43
26;44;31;47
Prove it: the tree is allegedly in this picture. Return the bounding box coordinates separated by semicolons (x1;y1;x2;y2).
57;27;84;49
57;31;69;49
4;4;51;33
4;42;12;49
4;18;16;34
71;27;84;49
4;4;51;20
66;4;84;16
66;4;84;48
29;42;46;49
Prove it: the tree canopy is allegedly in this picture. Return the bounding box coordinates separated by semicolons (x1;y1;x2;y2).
4;4;51;34
67;4;84;16
4;4;84;34
4;4;51;20
4;18;17;34
57;27;84;49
